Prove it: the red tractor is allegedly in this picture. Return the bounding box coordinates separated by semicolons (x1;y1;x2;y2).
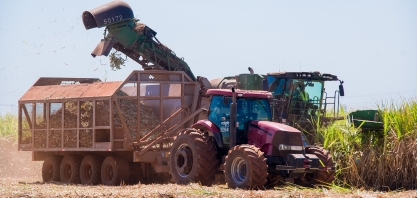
169;88;335;189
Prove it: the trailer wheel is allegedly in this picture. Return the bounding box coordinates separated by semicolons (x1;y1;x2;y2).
101;156;130;186
60;155;82;184
295;146;335;187
80;155;104;185
224;145;268;189
169;129;219;186
42;155;63;182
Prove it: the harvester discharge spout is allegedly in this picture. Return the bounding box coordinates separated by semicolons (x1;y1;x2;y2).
82;1;196;81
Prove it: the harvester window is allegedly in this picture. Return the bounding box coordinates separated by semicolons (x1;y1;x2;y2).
290;80;323;116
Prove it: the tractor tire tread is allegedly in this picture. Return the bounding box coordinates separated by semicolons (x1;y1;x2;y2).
225;144;268;189
306;146;335;185
169;128;219;186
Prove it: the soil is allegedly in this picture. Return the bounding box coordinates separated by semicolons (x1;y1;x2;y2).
1;137;417;197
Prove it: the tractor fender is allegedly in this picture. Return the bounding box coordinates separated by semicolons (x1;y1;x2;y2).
192;120;223;148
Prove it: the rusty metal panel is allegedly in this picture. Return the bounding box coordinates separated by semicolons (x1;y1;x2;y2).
20;81;123;102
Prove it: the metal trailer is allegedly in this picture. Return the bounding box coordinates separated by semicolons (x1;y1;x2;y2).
17;70;210;185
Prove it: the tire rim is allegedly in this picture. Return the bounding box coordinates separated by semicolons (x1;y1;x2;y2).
231;156;247;184
104;165;114;181
175;143;193;177
83;164;93;181
63;163;72;180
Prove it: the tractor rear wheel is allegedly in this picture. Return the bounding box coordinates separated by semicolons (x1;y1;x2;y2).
224;145;268;189
169;128;219;186
60;155;82;184
80;155;104;185
101;156;130;186
42;155;63;182
295;146;335;187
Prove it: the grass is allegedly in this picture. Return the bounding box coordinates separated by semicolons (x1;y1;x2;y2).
0;112;18;138
315;99;417;190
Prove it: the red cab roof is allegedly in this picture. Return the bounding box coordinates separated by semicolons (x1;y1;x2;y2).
206;89;272;99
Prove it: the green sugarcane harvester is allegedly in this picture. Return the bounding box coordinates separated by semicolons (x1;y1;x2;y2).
211;70;345;143
83;1;345;142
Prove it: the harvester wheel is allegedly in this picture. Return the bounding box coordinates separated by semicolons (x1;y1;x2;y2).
60;155;83;184
224;145;268;189
42;155;63;182
295;146;335;187
169;128;219;186
101;156;130;186
80;155;104;185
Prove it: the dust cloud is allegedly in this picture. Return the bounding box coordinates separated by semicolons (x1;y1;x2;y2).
0;137;42;181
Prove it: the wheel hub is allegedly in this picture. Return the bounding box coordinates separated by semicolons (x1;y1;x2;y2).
105;166;114;180
84;164;93;180
175;143;193;177
231;157;247;184
64;164;72;179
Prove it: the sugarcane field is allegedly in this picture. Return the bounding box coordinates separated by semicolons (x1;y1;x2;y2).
1;0;416;197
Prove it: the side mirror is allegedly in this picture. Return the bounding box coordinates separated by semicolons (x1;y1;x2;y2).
339;84;345;96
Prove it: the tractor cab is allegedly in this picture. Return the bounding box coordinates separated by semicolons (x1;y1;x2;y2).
266;71;344;132
205;89;272;146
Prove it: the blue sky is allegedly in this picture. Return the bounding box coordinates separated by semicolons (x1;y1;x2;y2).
0;0;416;114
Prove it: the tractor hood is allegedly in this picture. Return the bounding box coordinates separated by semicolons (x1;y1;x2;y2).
247;121;304;156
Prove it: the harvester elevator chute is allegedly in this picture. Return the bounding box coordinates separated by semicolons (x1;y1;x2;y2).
82;1;196;81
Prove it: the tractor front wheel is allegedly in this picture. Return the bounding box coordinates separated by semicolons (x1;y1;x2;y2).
295;146;335;187
169;128;219;186
224;145;268;189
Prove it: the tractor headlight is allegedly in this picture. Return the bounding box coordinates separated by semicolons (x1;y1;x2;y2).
278;144;303;151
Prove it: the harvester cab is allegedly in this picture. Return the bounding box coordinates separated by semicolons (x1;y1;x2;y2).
266;72;344;133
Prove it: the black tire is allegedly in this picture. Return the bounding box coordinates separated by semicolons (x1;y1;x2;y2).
224;145;268;189
60;155;82;184
169;129;219;186
265;174;282;189
295;146;335;187
42;155;63;182
101;156;130;186
80;155;104;185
